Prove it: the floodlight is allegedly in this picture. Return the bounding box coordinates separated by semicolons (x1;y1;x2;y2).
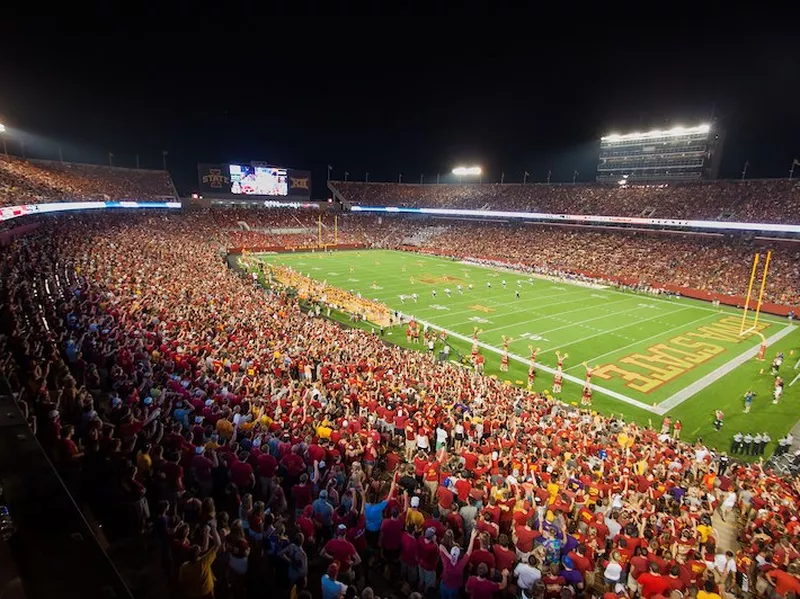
452;166;482;176
0;123;5;133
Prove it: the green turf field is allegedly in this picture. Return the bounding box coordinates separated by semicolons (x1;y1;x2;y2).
244;249;800;456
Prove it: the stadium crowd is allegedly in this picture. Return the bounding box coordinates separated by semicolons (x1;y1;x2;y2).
332;180;800;224
381;222;800;308
1;209;799;599
0;155;175;206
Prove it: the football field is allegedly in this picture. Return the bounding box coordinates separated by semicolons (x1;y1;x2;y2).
247;249;800;454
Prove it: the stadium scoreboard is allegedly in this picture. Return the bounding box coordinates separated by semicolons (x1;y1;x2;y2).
597;124;722;183
198;162;311;199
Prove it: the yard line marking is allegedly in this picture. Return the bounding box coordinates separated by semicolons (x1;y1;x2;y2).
564;310;718;370
481;296;637;334
402;313;660;414
657;325;797;414
534;303;673;340
540;305;699;355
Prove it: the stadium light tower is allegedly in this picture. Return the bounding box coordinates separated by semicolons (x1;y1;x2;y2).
452;165;482;183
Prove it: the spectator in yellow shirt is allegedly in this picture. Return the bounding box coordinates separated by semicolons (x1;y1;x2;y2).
178;520;222;598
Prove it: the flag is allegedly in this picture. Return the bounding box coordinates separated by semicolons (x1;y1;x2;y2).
794;158;800;166
524;171;530;176
345;171;349;177
327;164;333;170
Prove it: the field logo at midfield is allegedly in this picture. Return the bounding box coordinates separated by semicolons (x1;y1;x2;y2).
593;316;771;394
468;316;492;324
419;275;464;285
470;305;495;314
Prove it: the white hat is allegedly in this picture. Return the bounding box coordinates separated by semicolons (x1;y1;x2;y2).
410;496;420;508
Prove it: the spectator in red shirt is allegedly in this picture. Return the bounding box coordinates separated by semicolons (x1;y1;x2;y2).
637;562;672;598
417;527;440;592
400;523;419;587
493;534;517;573
469;532;496;571
321;524;361;581
466;563;508;599
229;451;255;492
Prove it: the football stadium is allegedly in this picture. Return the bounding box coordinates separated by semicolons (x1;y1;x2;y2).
3;32;800;599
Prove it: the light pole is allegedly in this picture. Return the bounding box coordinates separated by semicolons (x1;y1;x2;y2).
790;159;799;180
741;160;749;180
0;123;6;156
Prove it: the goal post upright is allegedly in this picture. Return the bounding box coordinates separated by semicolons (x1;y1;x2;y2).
739;253;760;335
752;250;772;330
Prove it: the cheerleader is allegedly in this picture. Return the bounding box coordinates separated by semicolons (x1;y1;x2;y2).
500;335;512;372
581;384;593;406
553;370;563;394
555;350;569;372
527;345;540;389
471;328;481;364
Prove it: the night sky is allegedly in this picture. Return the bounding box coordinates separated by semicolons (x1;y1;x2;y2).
1;22;798;198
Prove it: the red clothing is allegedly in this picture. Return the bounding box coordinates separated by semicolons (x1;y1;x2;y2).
515;526;539;553
768;570;800;598
291;483;312;508
466;576;500;599
257;453;278;477
323;538;358;571
637;573;671;599
417;537;439;571
230;460;254;488
380;518;403;551
493;545;516;572
400;532;417;565
469;548;496;570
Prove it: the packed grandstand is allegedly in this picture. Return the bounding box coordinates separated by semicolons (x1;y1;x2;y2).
2;156;800;599
330;180;800;224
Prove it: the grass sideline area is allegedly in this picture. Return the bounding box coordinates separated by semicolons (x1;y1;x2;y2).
242;249;800;457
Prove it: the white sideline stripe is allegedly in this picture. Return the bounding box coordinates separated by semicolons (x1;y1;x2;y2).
564;310;719;370
657;324;797;414
481;296;637;334
403;314;660;414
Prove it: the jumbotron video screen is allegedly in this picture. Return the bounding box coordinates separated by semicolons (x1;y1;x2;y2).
229;164;288;196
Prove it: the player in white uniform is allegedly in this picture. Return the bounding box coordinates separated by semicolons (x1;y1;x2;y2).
457;285;463;294
445;288;452;298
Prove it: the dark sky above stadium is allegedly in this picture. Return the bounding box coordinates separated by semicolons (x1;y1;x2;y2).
1;20;798;197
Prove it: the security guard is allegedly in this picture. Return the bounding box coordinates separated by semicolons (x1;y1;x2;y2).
743;432;753;455
752;433;763;456
778;436;790;455
731;432;743;454
760;432;771;455
718;452;730;476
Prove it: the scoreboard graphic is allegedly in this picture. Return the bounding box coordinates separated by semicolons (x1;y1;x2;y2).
199;163;311;198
